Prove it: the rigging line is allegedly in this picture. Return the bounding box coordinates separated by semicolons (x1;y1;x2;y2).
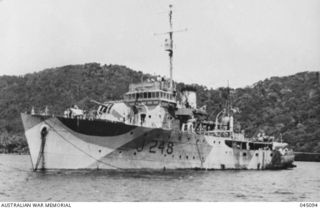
43;119;123;170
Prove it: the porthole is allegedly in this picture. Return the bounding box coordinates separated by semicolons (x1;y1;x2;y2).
98;150;101;153
213;141;215;144
243;153;247;157
256;153;259;157
133;152;136;155
270;153;273;157
186;156;189;159
130;131;133;135
218;141;221;144
119;151;122;154
179;155;181;159
193;156;195;159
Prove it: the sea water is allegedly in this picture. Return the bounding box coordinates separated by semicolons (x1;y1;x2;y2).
0;154;319;201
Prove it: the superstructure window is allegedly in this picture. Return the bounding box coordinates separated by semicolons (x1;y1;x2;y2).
156;92;159;98
148;92;151;98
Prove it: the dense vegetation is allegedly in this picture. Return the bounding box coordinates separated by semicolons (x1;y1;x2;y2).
0;63;319;154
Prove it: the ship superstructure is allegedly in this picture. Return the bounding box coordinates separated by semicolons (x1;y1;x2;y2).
21;5;294;171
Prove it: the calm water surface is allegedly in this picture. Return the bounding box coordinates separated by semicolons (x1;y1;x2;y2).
0;154;319;201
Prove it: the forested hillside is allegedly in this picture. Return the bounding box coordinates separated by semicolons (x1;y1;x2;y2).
0;63;319;153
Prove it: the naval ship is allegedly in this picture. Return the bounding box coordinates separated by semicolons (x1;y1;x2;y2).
21;5;295;171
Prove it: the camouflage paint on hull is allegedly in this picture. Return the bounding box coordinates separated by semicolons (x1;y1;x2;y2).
21;113;294;170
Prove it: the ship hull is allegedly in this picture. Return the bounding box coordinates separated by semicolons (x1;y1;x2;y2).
21;113;294;170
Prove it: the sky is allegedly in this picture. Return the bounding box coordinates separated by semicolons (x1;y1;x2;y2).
0;0;319;88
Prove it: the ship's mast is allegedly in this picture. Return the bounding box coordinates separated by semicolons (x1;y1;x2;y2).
168;4;174;91
157;5;186;92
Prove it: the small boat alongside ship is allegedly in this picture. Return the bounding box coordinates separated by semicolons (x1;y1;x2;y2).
21;5;295;171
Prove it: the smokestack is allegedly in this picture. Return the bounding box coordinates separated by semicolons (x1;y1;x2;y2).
181;85;197;109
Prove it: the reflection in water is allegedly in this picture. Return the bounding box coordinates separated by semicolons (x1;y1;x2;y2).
0;154;319;201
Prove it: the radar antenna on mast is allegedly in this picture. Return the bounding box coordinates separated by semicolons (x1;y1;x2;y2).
154;4;187;92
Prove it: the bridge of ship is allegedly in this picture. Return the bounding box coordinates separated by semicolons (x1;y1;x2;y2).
123;81;177;106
